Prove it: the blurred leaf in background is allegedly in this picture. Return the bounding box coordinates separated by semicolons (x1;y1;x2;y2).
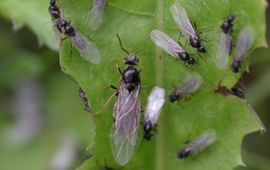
0;0;95;170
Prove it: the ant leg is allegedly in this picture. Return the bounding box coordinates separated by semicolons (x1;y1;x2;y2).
110;85;118;90
110;85;118;96
140;105;145;113
117;64;122;75
184;95;192;102
193;22;198;31
178;40;183;47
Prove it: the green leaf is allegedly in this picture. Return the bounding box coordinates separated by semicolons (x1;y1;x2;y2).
57;0;267;169
0;0;58;51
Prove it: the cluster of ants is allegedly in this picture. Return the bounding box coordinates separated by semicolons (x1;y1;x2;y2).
48;0;265;169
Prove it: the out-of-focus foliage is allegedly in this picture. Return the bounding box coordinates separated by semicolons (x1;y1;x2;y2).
0;0;58;50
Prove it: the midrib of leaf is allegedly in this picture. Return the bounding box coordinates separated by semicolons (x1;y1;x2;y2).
155;0;165;169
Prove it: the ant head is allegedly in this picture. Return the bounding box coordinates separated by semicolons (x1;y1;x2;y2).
187;57;196;65
177;148;192;159
198;46;206;53
169;93;178;103
124;53;139;65
50;0;56;6
143;133;152;141
231;60;240;73
178;52;189;61
228;15;235;22
143;121;152;133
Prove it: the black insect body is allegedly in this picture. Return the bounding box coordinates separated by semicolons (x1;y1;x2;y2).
177;147;192;159
231;87;245;99
56;20;76;37
215;86;245;99
177;52;196;65
48;1;61;19
120;55;140;93
143;120;152;140
231;59;241;73
189;36;206;53
143;120;158;141
143;86;165;141
150;30;196;65
110;35;142;165
170;2;206;53
79;88;92;113
231;26;255;73
48;0;75;37
221;15;235;34
121;67;140;92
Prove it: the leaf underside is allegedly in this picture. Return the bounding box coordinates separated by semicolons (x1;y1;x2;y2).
57;0;267;170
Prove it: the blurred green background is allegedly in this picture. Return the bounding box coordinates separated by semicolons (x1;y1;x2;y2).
0;0;270;170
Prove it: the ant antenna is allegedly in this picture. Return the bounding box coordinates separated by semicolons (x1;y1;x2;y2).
228;0;232;15
116;33;129;55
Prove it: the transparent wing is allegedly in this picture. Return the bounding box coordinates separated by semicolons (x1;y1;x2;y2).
69;32;101;64
150;30;185;58
110;82;141;165
215;32;232;69
145;86;165;124
170;2;197;39
176;72;202;96
247;103;267;133
88;0;106;31
188;129;217;153
51;19;62;47
235;26;255;61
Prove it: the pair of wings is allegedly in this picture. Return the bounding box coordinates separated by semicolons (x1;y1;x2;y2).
110;80;141;165
215;26;255;70
150;30;186;59
150;2;199;59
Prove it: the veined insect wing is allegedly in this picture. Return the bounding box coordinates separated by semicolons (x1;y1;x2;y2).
170;2;197;40
110;82;141;165
169;72;202;102
178;129;217;158
182;72;203;93
215;32;232;69
191;129;217;154
88;0;107;31
235;26;255;61
69;31;101;64
150;29;185;58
